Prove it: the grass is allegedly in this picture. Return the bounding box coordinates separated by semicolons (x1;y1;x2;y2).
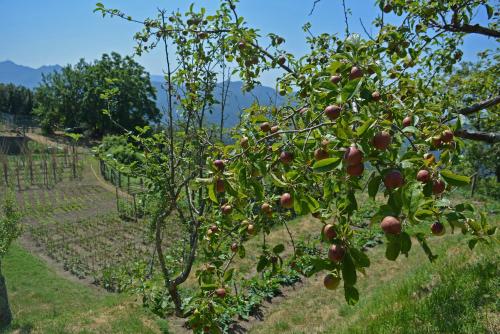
247;231;499;334
3;244;168;334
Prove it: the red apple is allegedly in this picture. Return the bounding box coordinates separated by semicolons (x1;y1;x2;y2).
260;122;271;132
314;148;329;161
372;131;391;150
215;288;226;298
330;75;341;84
221;204;232;215
214;159;225;171
240;136;249;148
323;224;337;241
432;179;445;195
344;145;363;166
416;170;431;183
384;170;404;189
441;130;454;143
323;274;341;290
347;163;364;176
247;223;256;235
280;193;293;209
230;242;238;252
402;116;412;127
349;66;363;80
324;105;342;120
431;135;442;148
280;151;293;164
277;55;286;65
431;222;445;236
380;216;402;235
372;91;381;102
328;244;345;262
261;202;272;214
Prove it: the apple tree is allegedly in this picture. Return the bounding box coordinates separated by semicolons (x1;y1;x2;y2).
95;0;498;331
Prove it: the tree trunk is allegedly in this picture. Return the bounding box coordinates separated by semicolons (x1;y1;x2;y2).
0;263;13;330
168;284;184;317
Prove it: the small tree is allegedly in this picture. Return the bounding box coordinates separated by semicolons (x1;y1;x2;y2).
0;193;21;330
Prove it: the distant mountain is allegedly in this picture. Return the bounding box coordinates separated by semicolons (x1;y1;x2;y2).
0;61;284;128
152;80;284;128
0;60;62;88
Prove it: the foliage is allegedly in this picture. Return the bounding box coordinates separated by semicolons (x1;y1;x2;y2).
0;83;33;116
33;52;160;136
96;135;144;166
94;0;499;331
0;193;21;257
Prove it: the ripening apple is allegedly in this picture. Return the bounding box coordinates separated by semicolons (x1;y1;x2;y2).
347;163;364;176
215;179;225;193
314;148;329;161
260;122;271;132
402;116;412;127
330;75;341;84
372;91;381;102
277;55;286;66
261;202;272;214
214;159;225;171
431;135;442;148
324;105;342;120
280;192;293;209
380;216;402;235
441;129;454;143
237;41;246;50
322;224;337;241
240;136;249;148
432;179;446;194
323;274;341;290
349;66;363;80
210;225;219;233
328;244;345;262
372;131;391;150
344;145;363;166
416;169;431;183
431;222;445;236
280;151;293;164
384;170;404;189
221;204;232;214
383;3;392;13
231;242;238;252
215;288;226;298
271;125;280;134
247;223;256;235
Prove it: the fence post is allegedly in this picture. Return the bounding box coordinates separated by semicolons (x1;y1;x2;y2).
133;194;138;222
115;186;120;212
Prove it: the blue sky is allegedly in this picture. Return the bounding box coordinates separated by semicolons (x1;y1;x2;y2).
0;0;493;86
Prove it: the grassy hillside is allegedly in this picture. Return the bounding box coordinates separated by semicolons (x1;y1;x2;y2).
3;244;167;333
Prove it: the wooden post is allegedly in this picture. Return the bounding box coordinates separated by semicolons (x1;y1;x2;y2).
115;186;119;212
133;194;138;222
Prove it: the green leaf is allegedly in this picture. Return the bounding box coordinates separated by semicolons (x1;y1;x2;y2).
416;233;438;262
356;118;375;136
368;175;381;199
385;238;401;261
400;232;412;256
312;157;342;173
273;244;285;254
223;268;235;282
238;245;246;259
270;173;288;187
257;256;269;272
350;248;370;268
468;238;478;250
342;253;357;286
485;4;494;19
208;184;218;203
440;169;470;186
344;286;359;305
342;78;364;102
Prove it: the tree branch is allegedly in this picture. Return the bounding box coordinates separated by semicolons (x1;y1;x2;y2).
443;95;500;122
456;95;500;117
455;129;500;144
441;23;500;38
